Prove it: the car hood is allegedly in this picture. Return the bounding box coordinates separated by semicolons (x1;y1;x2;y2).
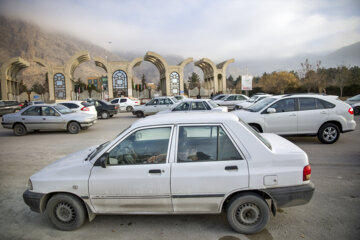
233;109;259;122
33;145;98;175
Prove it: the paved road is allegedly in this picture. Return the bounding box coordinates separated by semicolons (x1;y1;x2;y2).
0;113;359;240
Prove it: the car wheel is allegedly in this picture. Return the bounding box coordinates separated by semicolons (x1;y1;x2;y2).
317;123;340;144
101;111;110;119
126;106;133;112
354;107;360;115
226;193;270;234
67;122;81;134
136;111;144;118
13;123;27;136
47;194;86;231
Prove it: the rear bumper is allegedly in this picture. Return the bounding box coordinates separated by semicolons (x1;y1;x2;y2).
343;120;356;132
264;182;315;208
23;190;44;213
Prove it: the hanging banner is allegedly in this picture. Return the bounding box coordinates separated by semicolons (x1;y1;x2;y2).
241;75;253;90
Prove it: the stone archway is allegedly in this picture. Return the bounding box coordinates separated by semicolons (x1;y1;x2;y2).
0;57;30;100
144;51;169;95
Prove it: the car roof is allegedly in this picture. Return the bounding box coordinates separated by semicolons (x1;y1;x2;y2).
60;101;84;104
276;94;338;99
181;99;211;102
132;112;238;128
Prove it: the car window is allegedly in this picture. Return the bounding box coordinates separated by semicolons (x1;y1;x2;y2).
203;101;211;110
54;104;72;114
61;103;78;109
171;97;179;103
236;95;246;100
226;95;236;101
249;97;276;112
0;101;5;107
191;102;206;110
120;99;127;103
147;99;158;105
108;127;171;165
348;95;360;101
270;98;295;113
110;99;118;104
159;98;172;105
177;126;242;162
81;102;92;107
299;98;316;111
41;107;57;116
173;102;190;111
208;100;219;108
319;99;335;109
22;106;41;116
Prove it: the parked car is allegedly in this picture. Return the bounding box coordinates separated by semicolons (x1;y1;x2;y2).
346;94;360;115
234;94;272;110
132;96;179;118
23;112;314;234
86;99;118;119
233;94;356;144
59;101;97;118
28;101;45;105
1;104;97;136
215;94;249;111
0;100;21;116
157;99;228;114
110;97;140;112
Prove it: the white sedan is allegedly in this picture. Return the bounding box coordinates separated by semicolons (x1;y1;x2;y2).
110;97;140;112
215;94;249;111
23;112;314;234
59;101;97;119
157;99;228;114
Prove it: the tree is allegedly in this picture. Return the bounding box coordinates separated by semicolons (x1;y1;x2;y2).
260;71;299;94
141;74;146;92
300;59;319;92
32;82;46;100
19;81;32;101
334;66;351;97
188;72;201;96
87;84;98;98
226;75;235;90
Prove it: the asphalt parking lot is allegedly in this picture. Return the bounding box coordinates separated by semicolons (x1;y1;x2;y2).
0;113;359;240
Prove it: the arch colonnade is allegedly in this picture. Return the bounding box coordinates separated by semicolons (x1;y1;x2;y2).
0;51;234;101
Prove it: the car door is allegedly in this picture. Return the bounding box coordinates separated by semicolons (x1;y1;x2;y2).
263;98;297;134
297;97;329;134
158;98;173;112
20;106;43;130
89;126;173;213
119;98;127;111
171;125;248;212
40;106;65;130
144;99;159;114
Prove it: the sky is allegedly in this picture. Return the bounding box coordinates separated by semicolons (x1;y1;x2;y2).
1;0;360;63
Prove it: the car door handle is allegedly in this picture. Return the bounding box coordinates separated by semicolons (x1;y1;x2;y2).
225;165;238;171
289;113;296;116
320;111;327;114
149;169;162;174
22;118;25;120
42;118;46;120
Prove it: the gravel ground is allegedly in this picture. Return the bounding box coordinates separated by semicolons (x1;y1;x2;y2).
0;113;359;240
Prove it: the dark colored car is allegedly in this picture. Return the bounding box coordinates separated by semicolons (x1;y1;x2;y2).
0;100;21;116
86;99;118;119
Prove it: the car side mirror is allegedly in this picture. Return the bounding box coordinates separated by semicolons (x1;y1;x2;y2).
99;153;109;168
267;108;276;113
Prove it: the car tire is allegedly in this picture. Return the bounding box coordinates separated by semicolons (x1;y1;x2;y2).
47;194;86;231
354;107;360;115
126;106;133;112
67;122;81;134
317;123;340;144
101;111;110;119
13;123;27;136
226;193;270;234
136;111;144;118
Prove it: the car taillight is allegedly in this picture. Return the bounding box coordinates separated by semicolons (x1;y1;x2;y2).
81;107;89;111
115;106;118;109
348;107;354;115
303;165;311;181
135;101;139;104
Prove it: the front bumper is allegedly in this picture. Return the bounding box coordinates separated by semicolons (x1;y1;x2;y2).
80;120;97;128
264;182;315;208
1;122;12;129
23;190;45;213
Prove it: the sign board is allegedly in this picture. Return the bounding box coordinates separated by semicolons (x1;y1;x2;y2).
33;95;40;99
180;90;184;94
241;75;253;90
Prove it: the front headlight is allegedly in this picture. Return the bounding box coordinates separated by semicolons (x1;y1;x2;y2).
27;179;33;190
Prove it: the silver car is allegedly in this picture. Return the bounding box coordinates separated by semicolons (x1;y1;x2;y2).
1;104;97;136
215;94;249;111
132;96;180;118
157;99;228;114
346;94;360;115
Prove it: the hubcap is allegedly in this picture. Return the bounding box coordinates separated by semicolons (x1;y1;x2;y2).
55;202;75;223
70;125;77;132
102;112;107;118
323;127;337;142
235;203;260;225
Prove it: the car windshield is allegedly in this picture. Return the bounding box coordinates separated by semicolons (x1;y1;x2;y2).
248;96;258;102
214;95;226;100
54;104;73;114
171;97;179;103
247;97;276;112
348;95;360;101
208;100;219;108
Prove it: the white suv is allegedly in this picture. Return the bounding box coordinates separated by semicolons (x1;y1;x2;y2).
234;94;356;144
23;112;314;234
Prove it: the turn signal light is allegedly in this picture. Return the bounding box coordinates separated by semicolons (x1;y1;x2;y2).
303;165;311;181
348;108;354;115
81;107;90;111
